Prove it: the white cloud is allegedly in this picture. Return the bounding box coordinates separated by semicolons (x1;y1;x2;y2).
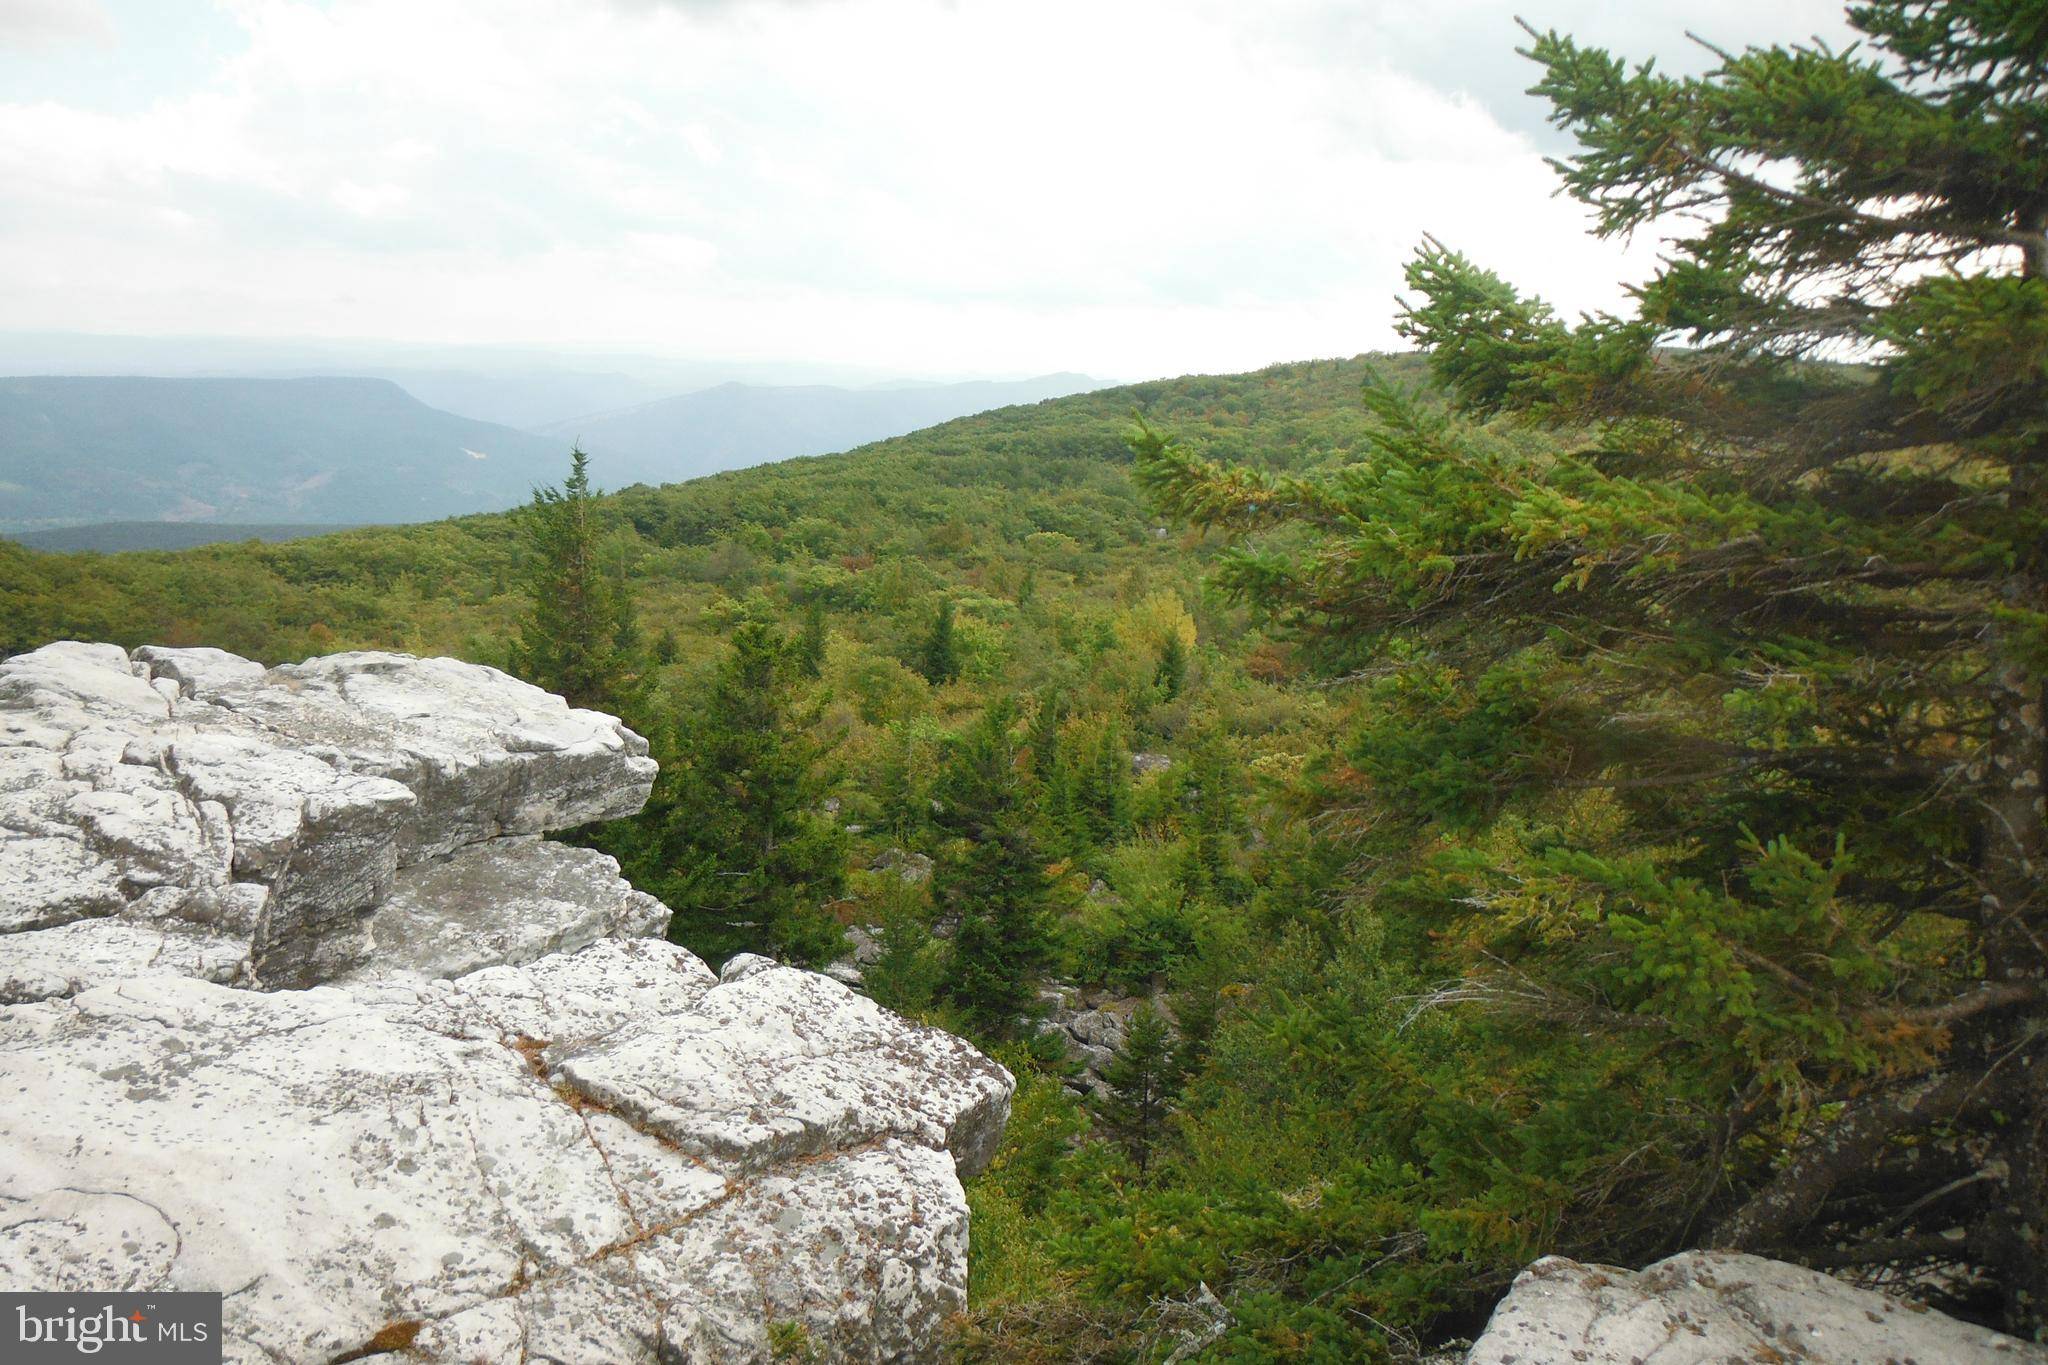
0;0;1854;378
0;0;113;49
330;179;409;218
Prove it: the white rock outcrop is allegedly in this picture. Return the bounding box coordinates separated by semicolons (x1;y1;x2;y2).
1467;1251;2048;1365
0;642;1013;1363
2;641;660;991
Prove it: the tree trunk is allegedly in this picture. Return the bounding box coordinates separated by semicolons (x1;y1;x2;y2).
1974;446;2048;1332
1975;1044;2048;1338
1711;1071;1984;1251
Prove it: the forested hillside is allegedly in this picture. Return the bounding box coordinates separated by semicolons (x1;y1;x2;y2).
552;373;1107;486
0;355;1409;666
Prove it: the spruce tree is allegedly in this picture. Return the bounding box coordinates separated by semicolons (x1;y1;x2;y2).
1138;0;2048;1330
1025;688;1066;772
1065;717;1131;852
918;597;961;685
1093;1003;1184;1174
630;622;846;967
1154;631;1188;701
511;447;639;712
794;599;828;679
876;718;937;844
933;699;1054;1039
1025;689;1073;845
1175;724;1243;902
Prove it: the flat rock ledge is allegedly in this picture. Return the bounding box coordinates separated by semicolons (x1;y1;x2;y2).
0;643;1014;1363
1467;1251;2048;1365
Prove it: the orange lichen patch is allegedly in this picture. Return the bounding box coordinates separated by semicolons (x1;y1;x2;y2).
547;1077;701;1163
367;1321;425;1352
508;1034;550;1078
330;1318;424;1362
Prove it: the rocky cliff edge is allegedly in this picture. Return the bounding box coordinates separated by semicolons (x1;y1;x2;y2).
0;642;1013;1363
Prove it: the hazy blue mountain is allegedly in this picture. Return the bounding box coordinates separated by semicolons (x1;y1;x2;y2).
0;332;975;428
0;376;570;533
548;373;1106;484
356;368;669;430
5;521;371;553
0;370;1112;536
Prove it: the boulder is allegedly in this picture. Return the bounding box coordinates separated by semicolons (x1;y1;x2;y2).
0;642;657;989
131;644;266;698
846;923;886;966
824;923;888;985
1034;984;1175;1095
1467;1251;2048;1365
870;847;934;884
0;643;1014;1363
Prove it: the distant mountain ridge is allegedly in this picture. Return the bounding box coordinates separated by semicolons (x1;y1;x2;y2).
5;522;371;554
0;370;1109;540
548;373;1106;485
0;332;949;428
0;376;567;534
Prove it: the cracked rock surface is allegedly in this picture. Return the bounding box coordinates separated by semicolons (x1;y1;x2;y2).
1466;1251;2048;1365
1;643;1014;1362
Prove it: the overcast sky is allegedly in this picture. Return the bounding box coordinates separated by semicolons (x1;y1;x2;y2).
0;0;1858;381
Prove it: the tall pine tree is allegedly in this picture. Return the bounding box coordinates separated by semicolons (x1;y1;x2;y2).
512;447;639;712
1093;1003;1184;1175
918;597;961;685
626;622;846;968
1174;723;1243;903
794;599;828;679
933;699;1055;1040
1154;631;1188;701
